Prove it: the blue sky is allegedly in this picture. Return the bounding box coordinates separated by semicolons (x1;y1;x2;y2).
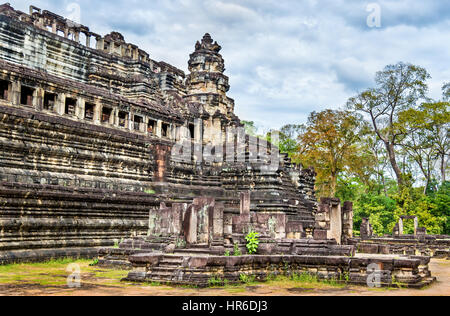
9;0;450;130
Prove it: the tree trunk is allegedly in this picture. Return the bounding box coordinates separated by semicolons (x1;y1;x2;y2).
441;154;447;183
423;178;429;195
382;173;388;197
330;172;337;198
385;142;403;187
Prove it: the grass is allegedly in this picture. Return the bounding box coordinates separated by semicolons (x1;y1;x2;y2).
0;258;80;272
0;260;413;295
0;259;129;288
142;282;162;287
264;273;347;290
203;272;347;294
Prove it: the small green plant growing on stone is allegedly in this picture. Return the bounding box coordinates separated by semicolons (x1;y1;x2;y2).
245;230;260;255
391;277;404;289
176;237;186;249
113;240;120;249
89;259;99;267
291;272;318;283
240;274;255;284
341;271;350;282
224;250;231;257
266;272;277;282
233;243;242;256
208;276;224;287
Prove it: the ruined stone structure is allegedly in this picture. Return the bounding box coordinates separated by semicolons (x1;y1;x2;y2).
348;217;450;259
0;4;442;290
313;198;353;245
0;4;317;264
99;194;354;269
125;252;434;289
100;195;435;289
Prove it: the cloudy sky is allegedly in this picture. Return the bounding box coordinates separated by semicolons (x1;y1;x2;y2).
9;0;450;130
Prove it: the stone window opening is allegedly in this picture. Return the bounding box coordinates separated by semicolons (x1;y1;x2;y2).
43;92;57;111
148;119;156;134
134;115;143;131
189;123;195;139
162;123;170;138
114;43;121;55
0;79;9;100
20;86;35;106
84;102;95;121
118;111;128;128
64;97;77;116
79;32;87;46
88;37;97;49
102;107;112;124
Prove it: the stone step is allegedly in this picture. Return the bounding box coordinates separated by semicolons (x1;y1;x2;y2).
186;244;210;249
151;266;180;273
174;248;212;256
159;258;184;266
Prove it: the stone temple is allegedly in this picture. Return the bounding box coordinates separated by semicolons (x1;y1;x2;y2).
0;4;447;288
0;3;317;262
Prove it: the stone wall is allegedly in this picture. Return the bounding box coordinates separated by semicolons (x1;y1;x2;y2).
352;217;450;258
125;253;435;289
349;236;450;258
0;104;166;263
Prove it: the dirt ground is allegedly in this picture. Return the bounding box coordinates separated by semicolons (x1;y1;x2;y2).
0;258;448;296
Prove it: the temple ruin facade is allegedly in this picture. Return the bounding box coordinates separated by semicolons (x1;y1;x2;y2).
0;3;317;263
0;4;447;289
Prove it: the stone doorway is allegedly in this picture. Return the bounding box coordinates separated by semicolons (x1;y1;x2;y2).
182;197;223;247
329;201;342;245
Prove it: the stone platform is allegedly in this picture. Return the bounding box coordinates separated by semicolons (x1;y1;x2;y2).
124;253;435;289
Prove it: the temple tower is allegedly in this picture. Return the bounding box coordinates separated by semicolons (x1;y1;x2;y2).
186;33;236;147
187;33;229;107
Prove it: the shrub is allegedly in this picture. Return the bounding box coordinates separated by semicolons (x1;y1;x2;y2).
245;230;260;255
240;274;255;284
233;243;242;256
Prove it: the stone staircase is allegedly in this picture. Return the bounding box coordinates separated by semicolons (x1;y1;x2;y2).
146;255;186;283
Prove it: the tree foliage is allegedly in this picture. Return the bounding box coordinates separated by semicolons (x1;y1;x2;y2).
347;62;431;187
278;124;303;158
443;82;450;102
241;120;258;136
292;110;370;197
398;101;450;186
271;62;448;236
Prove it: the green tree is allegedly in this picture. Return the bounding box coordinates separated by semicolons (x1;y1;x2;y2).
392;185;447;235
347;62;431;187
443;82;450;101
398;101;450;187
431;182;450;234
278;124;303;157
295;110;368;197
241;120;258;136
353;193;397;236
